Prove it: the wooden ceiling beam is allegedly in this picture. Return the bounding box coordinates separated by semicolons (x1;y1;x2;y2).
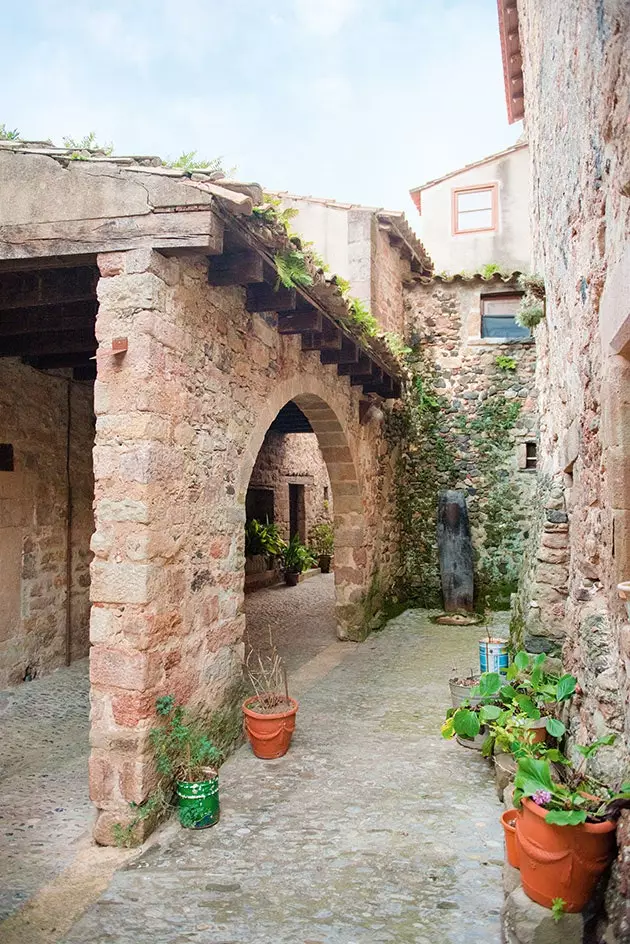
320;339;359;365
277;309;322;334
0;329;96;357
207;250;264;286
246;281;296;312
0;265;98;310
0;299;98;336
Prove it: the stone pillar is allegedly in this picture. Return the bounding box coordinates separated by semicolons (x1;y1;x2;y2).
88;249;192;844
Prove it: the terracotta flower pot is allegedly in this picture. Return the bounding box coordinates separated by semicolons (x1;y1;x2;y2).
516;797;617;912
242;695;299;759
525;718;547;744
501;808;521;868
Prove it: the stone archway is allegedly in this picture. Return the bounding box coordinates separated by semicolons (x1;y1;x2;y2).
239;378;367;640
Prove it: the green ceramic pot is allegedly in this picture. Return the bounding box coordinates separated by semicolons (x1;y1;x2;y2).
176;773;219;829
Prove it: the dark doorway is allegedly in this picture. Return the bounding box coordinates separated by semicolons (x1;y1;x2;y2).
289;483;305;542
246;487;274;524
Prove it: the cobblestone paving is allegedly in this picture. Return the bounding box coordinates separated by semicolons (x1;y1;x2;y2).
0;659;92;920
64;611;505;944
244;572;337;673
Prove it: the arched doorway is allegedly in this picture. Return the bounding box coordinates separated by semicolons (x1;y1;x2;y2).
239;387;368;643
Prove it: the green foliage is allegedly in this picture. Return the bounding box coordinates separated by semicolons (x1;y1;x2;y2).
245;519;286;558
309;522;334;556
112;785;170;848
386;351;456;607
0;123;19;140
480;263;504;279
335;276;351;297
347;297;378;337
165;151;225;173
150;697;221;783
518;273;546;300
382;332;413;358
274;249;314;289
495;354;517;371
515;293;544;329
282;534;317;574
513;740;630;826
575;734;617;759
551;898;566;922
62;131;113;155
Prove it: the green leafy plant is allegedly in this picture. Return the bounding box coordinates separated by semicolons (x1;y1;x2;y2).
0;123;20;141
309;522;334;557
245;519;286;559
480;262;504;279
282;534;317;575
165;151;226;173
383;332;413;358
513;749;630;826
274;249;314;290
151;695;222;783
62;131;113;155
347;297;378;336
495;354;517;371
113;696;222;845
515;293;544;329
551;898;566;922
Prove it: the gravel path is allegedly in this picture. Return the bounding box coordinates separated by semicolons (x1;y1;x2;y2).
62;610;505;944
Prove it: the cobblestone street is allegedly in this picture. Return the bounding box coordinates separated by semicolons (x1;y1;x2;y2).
244;572;337;672
0;659;92;921
62;611;504;944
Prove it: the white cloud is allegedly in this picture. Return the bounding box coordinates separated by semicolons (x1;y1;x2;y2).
294;0;361;37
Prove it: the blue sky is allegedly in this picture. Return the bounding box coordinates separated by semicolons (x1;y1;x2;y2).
2;0;521;225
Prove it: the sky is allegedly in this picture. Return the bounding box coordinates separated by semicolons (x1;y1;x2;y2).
1;0;522;227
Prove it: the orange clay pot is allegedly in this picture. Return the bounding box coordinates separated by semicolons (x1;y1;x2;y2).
516;797;617;912
526;719;547;745
501;809;521;869
242;695;299;759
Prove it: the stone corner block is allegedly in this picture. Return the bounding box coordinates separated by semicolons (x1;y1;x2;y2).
504;886;583;944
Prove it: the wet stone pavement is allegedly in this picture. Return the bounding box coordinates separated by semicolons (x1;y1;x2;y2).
0;658;92;920
63;611;504;944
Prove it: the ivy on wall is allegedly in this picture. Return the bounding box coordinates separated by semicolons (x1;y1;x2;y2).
387;349;525;610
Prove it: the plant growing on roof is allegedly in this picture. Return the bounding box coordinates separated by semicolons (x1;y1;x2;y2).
62;131;114;155
480;262;505;279
164;151;228;173
0;123;19;140
346;297;378;337
274;248;314;290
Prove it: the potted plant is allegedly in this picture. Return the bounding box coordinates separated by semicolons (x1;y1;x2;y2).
309;522;334;573
245;519;286;573
513;741;630;912
150;696;222;829
242;647;298;759
282;534;316;586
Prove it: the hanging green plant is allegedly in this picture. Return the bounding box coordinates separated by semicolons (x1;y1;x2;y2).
347;297;378;337
516;292;545;329
274;249;314;290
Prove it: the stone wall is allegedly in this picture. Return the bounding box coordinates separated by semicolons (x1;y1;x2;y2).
249;431;332;542
0;359;94;687
398;276;537;607
89;248;399;842
371;225;410;337
518;1;630;937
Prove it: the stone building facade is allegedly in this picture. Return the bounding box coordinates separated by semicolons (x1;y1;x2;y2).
0;359;94;686
499;0;630;936
0;143;430;842
248;431;332;543
402;274;537;606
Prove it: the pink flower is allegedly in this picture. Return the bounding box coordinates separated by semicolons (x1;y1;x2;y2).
532;790;552;806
